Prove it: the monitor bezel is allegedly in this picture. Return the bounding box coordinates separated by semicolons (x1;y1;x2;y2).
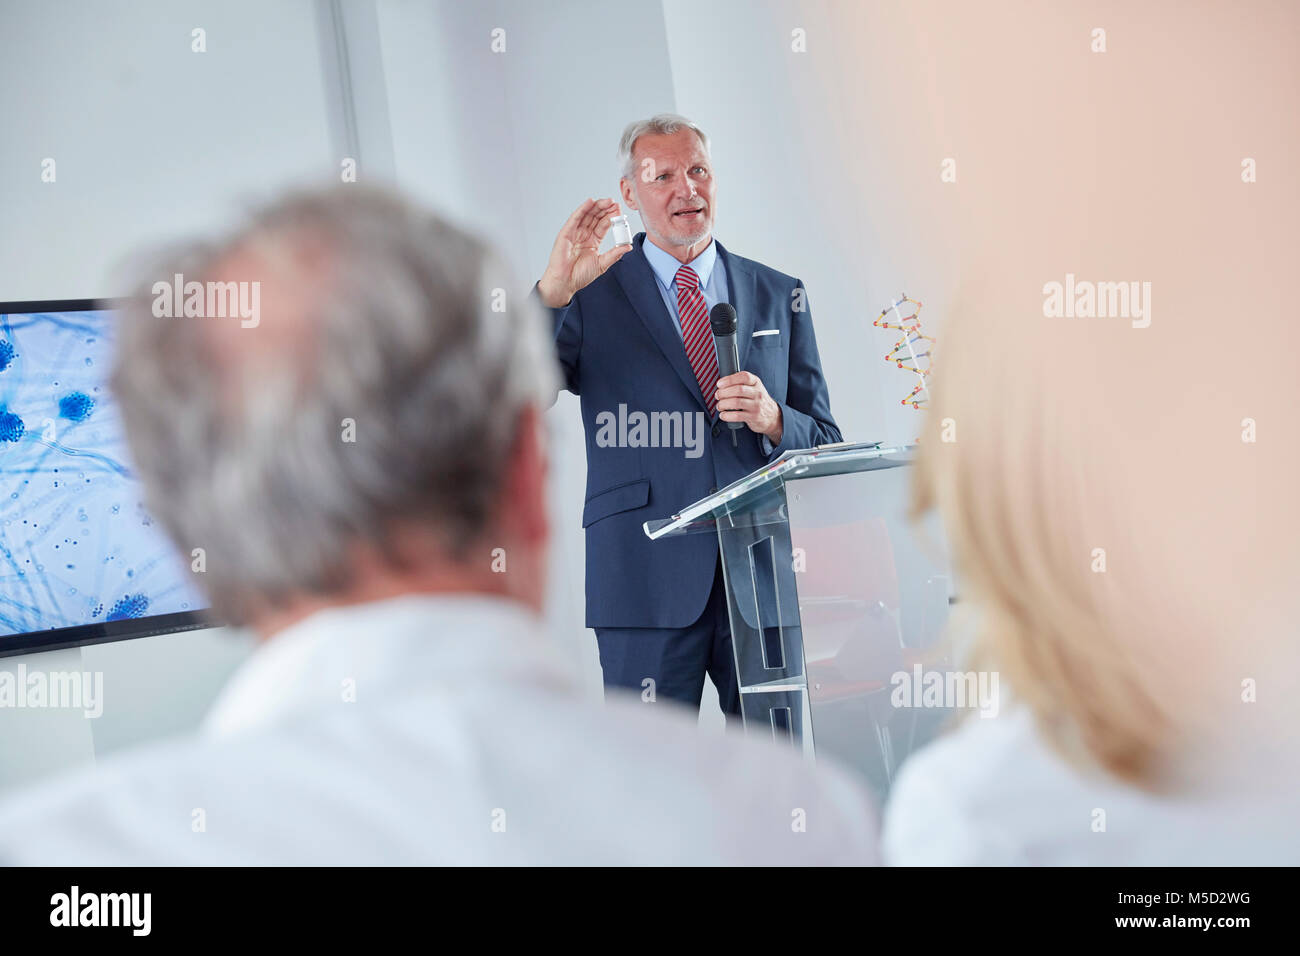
0;297;218;659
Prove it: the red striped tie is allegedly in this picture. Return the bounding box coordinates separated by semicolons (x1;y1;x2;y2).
675;264;719;416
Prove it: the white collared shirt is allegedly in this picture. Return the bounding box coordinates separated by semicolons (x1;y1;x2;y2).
642;235;729;341
0;594;879;865
883;703;1300;865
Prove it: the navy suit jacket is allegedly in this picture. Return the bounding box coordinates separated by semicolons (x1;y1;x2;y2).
539;232;840;629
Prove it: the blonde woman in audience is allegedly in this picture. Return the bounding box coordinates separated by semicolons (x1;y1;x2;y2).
882;237;1299;865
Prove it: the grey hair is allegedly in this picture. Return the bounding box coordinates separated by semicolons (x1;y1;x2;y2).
110;186;557;625
617;113;711;180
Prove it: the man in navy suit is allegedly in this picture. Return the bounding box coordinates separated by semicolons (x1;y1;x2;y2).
534;114;840;721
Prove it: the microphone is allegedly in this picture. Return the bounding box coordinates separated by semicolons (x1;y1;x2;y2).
710;302;744;445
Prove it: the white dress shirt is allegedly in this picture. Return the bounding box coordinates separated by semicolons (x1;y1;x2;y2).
642;234;728;342
0;594;879;865
883;703;1299;865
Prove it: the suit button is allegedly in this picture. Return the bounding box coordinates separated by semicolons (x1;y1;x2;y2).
709;485;718;494
711;423;720;438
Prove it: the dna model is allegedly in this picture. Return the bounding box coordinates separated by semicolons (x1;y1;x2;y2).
872;295;934;411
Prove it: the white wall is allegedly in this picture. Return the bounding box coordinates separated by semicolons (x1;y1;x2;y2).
0;0;341;299
660;0;955;449
0;0;335;789
1;0;928;788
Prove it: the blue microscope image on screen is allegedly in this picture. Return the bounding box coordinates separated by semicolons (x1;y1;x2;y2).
0;309;204;638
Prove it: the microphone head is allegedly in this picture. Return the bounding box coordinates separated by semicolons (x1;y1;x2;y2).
710;302;738;336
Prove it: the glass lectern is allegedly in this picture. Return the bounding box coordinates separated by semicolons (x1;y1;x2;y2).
644;442;954;791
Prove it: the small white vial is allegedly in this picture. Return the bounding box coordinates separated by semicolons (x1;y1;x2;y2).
610;214;633;247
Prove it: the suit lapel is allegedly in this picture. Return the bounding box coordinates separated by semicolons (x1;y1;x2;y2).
614;233;708;413
715;238;756;369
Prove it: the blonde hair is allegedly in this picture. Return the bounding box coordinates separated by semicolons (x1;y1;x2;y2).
909;238;1295;787
910;270;1170;783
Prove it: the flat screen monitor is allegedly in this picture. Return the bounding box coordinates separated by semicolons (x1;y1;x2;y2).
0;299;212;658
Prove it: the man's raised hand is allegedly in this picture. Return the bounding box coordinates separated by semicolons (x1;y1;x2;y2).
537;198;632;308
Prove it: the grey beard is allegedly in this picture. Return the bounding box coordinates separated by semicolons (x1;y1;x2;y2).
650;220;710;249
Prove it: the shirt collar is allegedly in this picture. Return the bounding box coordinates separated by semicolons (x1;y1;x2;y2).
643;234;719;291
202;593;576;739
